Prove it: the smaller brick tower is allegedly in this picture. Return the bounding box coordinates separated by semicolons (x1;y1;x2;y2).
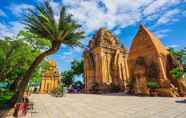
39;60;60;94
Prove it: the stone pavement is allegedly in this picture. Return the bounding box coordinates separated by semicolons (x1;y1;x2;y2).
25;93;186;118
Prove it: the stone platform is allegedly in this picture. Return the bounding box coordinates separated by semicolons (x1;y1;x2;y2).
24;93;186;118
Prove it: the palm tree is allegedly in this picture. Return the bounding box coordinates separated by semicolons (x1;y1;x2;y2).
9;1;84;106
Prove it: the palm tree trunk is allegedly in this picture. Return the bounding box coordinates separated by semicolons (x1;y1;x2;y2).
8;42;61;107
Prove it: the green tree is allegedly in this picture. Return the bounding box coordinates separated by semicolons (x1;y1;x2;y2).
169;48;186;79
0;36;39;83
0;35;49;107
61;70;74;87
169;67;183;80
169;48;186;65
9;1;84;106
71;59;83;76
0;31;50;89
61;59;83;87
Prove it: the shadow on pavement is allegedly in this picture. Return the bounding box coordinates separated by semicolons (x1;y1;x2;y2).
97;92;132;96
175;99;186;103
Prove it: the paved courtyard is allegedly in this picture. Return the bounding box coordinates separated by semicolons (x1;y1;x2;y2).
25;93;186;118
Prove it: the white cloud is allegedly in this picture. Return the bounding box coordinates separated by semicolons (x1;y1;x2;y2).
62;0;183;37
146;14;160;21
39;0;184;71
166;44;180;48
80;36;92;47
102;0;152;13
144;0;181;16
156;9;180;25
183;11;186;16
155;29;172;38
0;1;60;38
0;21;24;38
1;0;184;42
73;47;83;53
61;54;73;62
10;3;34;16
61;46;83;61
63;51;73;56
63;0;144;33
113;28;123;35
0;9;6;17
50;1;61;22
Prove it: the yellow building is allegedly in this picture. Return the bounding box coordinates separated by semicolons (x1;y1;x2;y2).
39;61;60;94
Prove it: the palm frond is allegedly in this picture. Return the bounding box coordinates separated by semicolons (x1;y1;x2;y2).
58;7;66;31
23;1;57;41
23;0;84;48
58;8;84;46
63;32;85;47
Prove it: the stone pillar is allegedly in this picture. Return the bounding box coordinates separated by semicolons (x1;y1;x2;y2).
83;52;89;93
124;57;129;81
157;55;171;88
158;56;167;80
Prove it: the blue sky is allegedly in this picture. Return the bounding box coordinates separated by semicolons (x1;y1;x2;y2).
0;0;186;77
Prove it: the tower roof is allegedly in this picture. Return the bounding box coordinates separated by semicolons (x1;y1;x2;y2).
88;28;121;49
48;60;56;67
138;25;169;55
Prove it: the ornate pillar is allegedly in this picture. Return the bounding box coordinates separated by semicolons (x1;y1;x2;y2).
124;56;129;81
158;55;167;80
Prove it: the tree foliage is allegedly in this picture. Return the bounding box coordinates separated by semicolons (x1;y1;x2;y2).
169;48;186;65
24;1;84;47
0;33;50;107
61;70;74;87
71;59;83;76
61;59;83;87
0;32;49;88
0;36;39;82
169;67;183;80
168;48;186;79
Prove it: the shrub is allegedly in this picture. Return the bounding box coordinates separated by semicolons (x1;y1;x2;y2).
111;85;121;92
90;82;99;93
51;86;64;97
0;90;14;107
169;67;183;80
147;81;160;89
